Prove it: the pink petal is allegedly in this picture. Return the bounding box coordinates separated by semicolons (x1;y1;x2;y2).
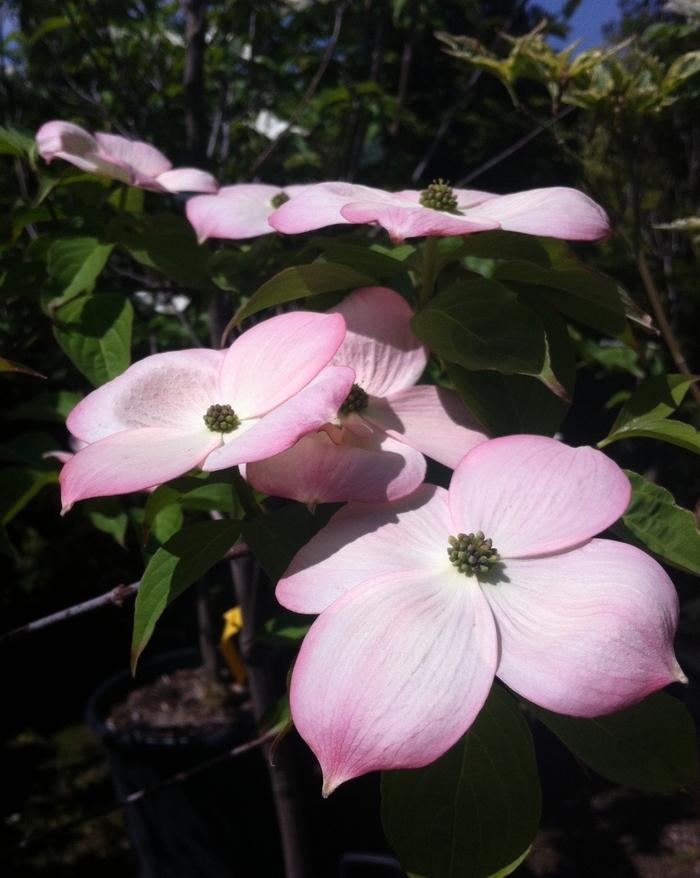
364;385;488;468
155;168;218;194
290;570;498;794
202;366;354;471
330;287;427;396
35;120;128;178
94;131;172;180
244;424;425;505
341;200;499;241
462;187;609;241
186;188;277;241
484;539;684;716
220;312;346;418
268;181;381;234
454;189;499;209
277;483;451;614
60;427;220;510
448;435;631;558
66;349;224;443
36;120;97;163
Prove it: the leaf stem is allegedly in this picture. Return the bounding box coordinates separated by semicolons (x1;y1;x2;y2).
637;253;700;407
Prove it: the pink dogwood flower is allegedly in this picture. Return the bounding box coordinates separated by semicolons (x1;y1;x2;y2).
36;121;218;193
245;287;487;505
278;435;684;795
186;183;311;241
59;312;352;511
269;180;609;243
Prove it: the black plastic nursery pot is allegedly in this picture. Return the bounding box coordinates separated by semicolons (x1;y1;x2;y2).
85;649;283;878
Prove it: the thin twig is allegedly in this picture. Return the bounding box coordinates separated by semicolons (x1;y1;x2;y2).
0;540;251;648
456;105;576;186
249;1;347;176
638;253;700;405
15;727;277;852
0;583;139;647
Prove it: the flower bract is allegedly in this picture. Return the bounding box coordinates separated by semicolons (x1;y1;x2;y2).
245;287;487;504
269;180;609;242
186;183;311;241
59;312;351;511
277;435;684;795
36;121;218;193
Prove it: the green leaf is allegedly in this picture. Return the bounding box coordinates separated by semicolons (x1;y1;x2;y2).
260;612;312;645
412;279;547;377
447;363;569;436
613;471;700;575
310;241;412;279
8;390;82;423
232;262;374;325
601;417;700;453
0;356;45;378
609;374;697;429
108;186;144;213
0;125;35;157
493;261;627;336
0;467;57;525
53;293;133;386
599;373;700;453
530;693;698;793
115;214;215;291
144;475;240;533
459;230;551;266
381;685;541;878
131;518;242;671
82;498;129;547
243;503;339;582
47;237;114;304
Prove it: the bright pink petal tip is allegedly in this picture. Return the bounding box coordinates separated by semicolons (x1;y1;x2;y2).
290;570;498;791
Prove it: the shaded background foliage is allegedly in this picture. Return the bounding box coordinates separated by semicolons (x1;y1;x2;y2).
1;0;699;875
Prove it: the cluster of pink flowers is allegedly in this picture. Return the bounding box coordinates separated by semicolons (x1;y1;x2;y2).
39;123;683;798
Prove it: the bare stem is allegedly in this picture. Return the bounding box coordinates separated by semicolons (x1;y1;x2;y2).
229;555;310;878
249;1;347;176
0;583;139;647
638;253;700;406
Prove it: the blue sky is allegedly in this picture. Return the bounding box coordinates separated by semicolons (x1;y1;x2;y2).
536;0;622;49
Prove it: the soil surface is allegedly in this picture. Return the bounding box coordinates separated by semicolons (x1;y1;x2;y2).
106;667;245;736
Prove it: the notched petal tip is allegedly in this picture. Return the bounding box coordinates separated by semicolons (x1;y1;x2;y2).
321;775;342;798
672;661;689;686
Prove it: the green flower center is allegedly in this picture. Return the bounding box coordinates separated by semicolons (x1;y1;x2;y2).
204;403;241;433
447;531;500;576
419;179;460;214
271;191;290;208
339;383;369;416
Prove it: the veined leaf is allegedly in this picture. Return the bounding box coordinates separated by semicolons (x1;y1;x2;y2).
232;262;374;325
382;685;540;878
531;692;698;792
131;518;242;671
53;293;133;386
